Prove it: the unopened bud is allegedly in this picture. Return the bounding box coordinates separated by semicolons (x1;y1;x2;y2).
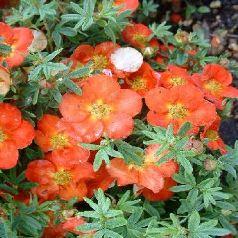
175;31;189;44
142;47;155;57
184;139;204;154
204;158;217;171
62;209;76;219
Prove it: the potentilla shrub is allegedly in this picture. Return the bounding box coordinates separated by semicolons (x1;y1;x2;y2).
0;1;238;237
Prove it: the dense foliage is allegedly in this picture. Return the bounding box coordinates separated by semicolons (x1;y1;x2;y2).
0;0;238;237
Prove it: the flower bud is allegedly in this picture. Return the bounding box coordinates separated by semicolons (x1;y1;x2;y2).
183;138;204;154
175;31;189;44
204;158;217;171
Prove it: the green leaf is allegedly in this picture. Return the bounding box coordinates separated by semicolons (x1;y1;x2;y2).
188;211;200;231
63;79;82;95
197;6;210;14
150;22;172;40
178;122;192;137
94;149;110;171
0;218;16;238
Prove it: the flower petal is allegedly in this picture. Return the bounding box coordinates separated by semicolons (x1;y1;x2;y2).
107;158;138;186
0;141;18;169
139;166;164;193
25;160;55;185
103;113;134;139
10;120;35;149
59;94;89;122
111;89;142;117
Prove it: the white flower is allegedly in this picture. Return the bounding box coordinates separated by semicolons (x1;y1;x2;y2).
110;47;143;73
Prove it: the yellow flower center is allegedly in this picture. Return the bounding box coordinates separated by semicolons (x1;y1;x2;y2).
131;77;146;91
53;170;72;185
133;34;148;45
89;100;112;120
168;103;188;119
205;130;219;141
128;163;144;171
204;80;223;95
92;54;108;71
50;133;70;150
170;77;186;86
0;130;7;143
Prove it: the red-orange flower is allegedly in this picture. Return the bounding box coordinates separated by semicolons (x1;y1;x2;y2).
122;23;157;50
86;164;114;197
107;144;178;193
159;65;194;89
59;74;142;142
140;177;177;201
201;116;226;154
0;22;33;68
43;216;91;238
170;13;182;24
192;64;238;109
0;103;35;169
70;41;123;78
35;114;89;163
114;0;139;13
145;85;217;132
123;62;159;96
25;153;94;201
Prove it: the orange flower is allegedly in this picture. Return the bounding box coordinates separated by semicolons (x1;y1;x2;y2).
70;41;123;78
192;64;238;109
0;22;33;68
59;74;142;142
35;114;89;163
160;65;194;89
0;103;35;169
107;144;178;193
140;177;177;201
86;164;114;197
124;62;159;96
25;153;94;201
201;117;226;154
43;216;90;238
114;0;139;13
122;23;156;50
145;85;217;132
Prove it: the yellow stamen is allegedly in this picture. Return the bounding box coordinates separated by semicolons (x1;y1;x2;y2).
92;54;108;71
168;103;188;119
131;77;146;91
133;34;148;45
53;170;72;185
204;80;223;95
89;99;112;120
50;133;70;150
170;77;186;86
205;130;219;141
0;130;7;143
